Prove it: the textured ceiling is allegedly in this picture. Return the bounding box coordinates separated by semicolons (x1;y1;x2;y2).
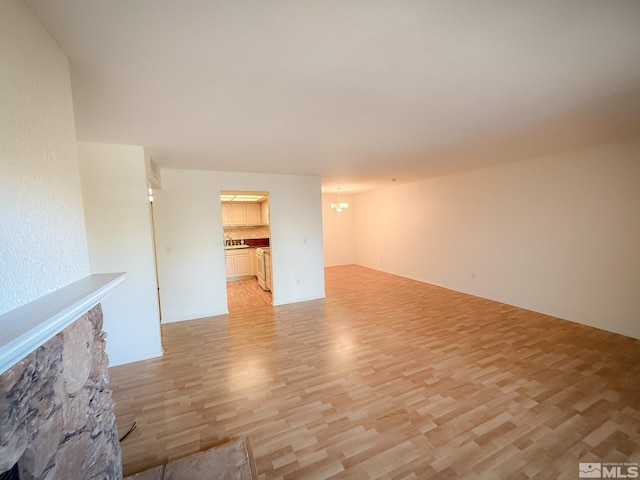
24;0;640;193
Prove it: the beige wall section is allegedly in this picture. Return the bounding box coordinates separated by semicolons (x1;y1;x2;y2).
354;140;640;339
322;193;356;266
0;0;90;315
154;169;325;323
78;143;163;365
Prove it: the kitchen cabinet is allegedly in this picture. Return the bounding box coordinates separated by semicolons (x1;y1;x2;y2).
221;203;232;226
231;204;246;225
248;247;257;275
261;201;269;225
222;202;268;226
234;253;250;276
246;203;261;225
225;255;234;276
265;251;272;291
225;249;251;279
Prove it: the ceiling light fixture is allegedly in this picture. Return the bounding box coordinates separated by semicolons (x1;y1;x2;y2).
331;187;349;213
219;193;266;202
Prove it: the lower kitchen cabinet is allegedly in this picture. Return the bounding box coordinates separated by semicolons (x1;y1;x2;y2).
248;247;257;275
234;253;250;276
265;251;272;291
225;250;251;279
225;256;234;277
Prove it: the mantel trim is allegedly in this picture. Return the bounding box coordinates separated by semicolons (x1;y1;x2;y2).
0;273;126;376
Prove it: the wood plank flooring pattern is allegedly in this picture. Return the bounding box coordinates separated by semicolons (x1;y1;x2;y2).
227;278;273;313
109;265;640;479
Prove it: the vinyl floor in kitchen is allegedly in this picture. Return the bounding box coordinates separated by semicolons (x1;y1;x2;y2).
226;277;273;312
109;265;640;479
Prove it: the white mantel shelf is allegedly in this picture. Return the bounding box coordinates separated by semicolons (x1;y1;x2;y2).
0;273;126;376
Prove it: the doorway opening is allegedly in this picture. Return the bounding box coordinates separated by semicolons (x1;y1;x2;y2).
220;190;272;313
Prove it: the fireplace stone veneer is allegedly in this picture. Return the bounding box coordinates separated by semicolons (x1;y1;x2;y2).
0;304;122;479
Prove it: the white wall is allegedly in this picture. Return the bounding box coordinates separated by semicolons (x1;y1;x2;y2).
154;169;325;323
354;140;640;339
0;0;90;315
322;193;356;266
78;143;163;365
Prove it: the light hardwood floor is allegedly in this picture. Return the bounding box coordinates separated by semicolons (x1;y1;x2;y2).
110;265;640;479
227;277;272;313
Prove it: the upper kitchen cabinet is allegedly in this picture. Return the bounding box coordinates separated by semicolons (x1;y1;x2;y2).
221;201;269;227
246;203;261;225
261;201;269;225
231;203;247;225
220;191;270;227
221;203;232;226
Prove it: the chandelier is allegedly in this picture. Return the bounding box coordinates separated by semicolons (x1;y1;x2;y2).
330;187;349;212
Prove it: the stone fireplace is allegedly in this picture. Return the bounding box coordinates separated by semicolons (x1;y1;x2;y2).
0;274;125;480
